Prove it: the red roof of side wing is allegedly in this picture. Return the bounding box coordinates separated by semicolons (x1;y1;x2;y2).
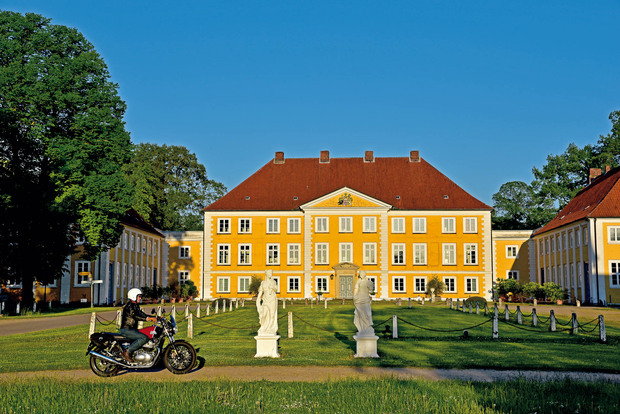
205;156;491;211
534;166;620;236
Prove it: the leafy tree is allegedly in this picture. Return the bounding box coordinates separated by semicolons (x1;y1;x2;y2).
426;276;445;296
491;181;555;229
124;143;226;231
249;275;263;297
543;282;567;302
1;12;134;307
522;282;545;300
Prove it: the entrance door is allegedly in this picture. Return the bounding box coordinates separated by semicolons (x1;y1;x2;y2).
339;276;354;299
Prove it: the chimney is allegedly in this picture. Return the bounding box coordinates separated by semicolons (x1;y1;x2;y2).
320;150;330;163
588;167;602;184
364;150;374;163
409;150;420;163
274;151;285;164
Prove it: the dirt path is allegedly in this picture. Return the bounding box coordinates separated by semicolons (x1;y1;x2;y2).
1;366;619;383
0;311;119;336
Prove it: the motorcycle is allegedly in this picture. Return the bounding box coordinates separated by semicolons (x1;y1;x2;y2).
86;310;196;377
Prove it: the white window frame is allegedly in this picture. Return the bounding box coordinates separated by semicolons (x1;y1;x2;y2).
287;276;301;293
413;243;427;265
74;261;91;286
238;218;252;234
339;242;353;263
363;242;377;265
569;231;574;249
315;217;329;233
506;245;518;259
115;262;121;287
610;261;620;288
315;243;329;265
414;276;427;293
178;270;190;284
339;216;352;233
217;276;230;293
287;218;301;234
217;218;231;234
443;276;456;293
442;217;456;234
507;270;519;280
217;244;231;265
123;233;128;250
238;276;251;293
122;263;127;287
367;276;377;295
392;243;405;265
412;217;427;234
463;217;477;233
609;227;620;243
465;243;478;265
179;246;191;259
392;276;406;293
465;277;478;293
392;217;405;234
576;228;581;247
316;276;329;293
363;216;376;233
272;276;281;293
266;243;280;265
130;234;135;251
267;218;280;234
238;244;252;265
442;243;456;265
128;265;134;287
287;243;301;265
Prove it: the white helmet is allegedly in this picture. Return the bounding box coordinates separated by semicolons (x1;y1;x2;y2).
127;288;143;301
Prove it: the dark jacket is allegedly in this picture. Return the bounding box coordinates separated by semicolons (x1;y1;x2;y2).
120;300;149;329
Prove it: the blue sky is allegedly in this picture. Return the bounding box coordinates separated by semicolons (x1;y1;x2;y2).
3;1;620;205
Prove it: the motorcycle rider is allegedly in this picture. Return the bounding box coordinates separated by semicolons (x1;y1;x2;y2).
120;288;157;362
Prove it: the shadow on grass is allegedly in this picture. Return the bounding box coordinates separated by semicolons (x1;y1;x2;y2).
334;332;356;354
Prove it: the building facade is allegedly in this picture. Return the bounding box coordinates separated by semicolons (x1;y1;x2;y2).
492;230;536;285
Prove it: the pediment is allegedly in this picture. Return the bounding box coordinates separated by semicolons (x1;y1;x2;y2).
300;187;392;210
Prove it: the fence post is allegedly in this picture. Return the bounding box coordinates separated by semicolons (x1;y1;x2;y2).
188;313;193;339
450;299;454;310
89;312;96;337
242;298;245;307
468;302;472;314
409;297;412;309
599;315;606;343
207;302;210;316
484;302;489;316
461;300;466;313
492;304;499;339
549;310;556;332
571;313;578;335
283;298;286;309
185;304;189;319
517;306;522;325
504;304;510;321
116;310;122;329
236;299;239;309
157;306;162;317
324;298;328;309
230;300;233;312
215;301;219;314
288;312;294;338
172;305;176;318
476;302;480;314
532;308;537;327
222;300;226;313
392;314;398;339
196;304;201;319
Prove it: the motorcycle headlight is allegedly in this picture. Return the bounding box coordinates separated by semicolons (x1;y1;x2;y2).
173;325;178;334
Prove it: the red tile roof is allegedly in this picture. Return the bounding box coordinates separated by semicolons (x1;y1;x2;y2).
534;166;620;236
205;155;491;211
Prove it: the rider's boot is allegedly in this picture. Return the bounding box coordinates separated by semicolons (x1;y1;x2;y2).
122;349;133;363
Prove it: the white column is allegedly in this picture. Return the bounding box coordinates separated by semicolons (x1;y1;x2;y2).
303;210;313;299
379;211;389;299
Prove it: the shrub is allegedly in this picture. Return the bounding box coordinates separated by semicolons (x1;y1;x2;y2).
496;278;522;297
181;280;198;299
522;282;545;300
426;276;445;296
543;282;567;302
249;275;263;297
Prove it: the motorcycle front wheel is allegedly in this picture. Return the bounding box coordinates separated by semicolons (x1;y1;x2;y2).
90;354;120;377
163;341;196;374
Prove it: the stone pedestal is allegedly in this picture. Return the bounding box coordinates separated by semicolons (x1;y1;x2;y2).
353;334;379;358
254;335;280;358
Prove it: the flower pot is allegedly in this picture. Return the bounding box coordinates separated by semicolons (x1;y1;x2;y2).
556;299;563;305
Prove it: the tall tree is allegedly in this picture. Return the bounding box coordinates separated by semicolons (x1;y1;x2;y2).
492;181;555;230
1;12;134;307
124;143;226;231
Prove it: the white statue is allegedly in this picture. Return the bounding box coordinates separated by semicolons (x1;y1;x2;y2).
256;270;278;335
353;270;374;336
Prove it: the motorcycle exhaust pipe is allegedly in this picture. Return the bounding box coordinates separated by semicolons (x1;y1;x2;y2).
89;350;132;369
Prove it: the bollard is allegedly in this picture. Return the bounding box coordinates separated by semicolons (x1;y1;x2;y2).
468;302;472;314
409;298;412;309
550;310;556;332
534;298;537;306
288;312;294;338
230;299;233;312
484;302;489;316
215;301;219;314
185;304;189;319
207;302;210;316
392;315;398;339
157;306;162;317
16;302;20;315
222;300;226;313
242;298;245;307
476;302;480;315
324;298;328;309
236;299;239;309
451;298;455;310
89;312;96;337
188;314;193;339
599;315;606;343
532;308;538;327
116;310;122;329
397;298;401;306
283;298;286;309
571;313;578;335
577;300;581;307
421;298;425;306
492;304;499;339
310;299;313;309
517;306;522;325
172;305;176;318
196;304;201;319
505;304;510;321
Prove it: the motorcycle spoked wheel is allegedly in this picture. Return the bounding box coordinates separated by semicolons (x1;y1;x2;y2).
90;354;120;377
163;341;196;374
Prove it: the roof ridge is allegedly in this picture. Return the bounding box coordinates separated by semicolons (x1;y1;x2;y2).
589;170;620;217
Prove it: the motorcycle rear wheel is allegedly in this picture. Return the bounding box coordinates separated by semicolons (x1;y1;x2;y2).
163;341;196;374
90;354;120;377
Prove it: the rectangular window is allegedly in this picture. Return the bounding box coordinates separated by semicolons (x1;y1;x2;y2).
217;244;230;265
141;266;146;286
392;243;405;265
239;218;252;234
413;217;427;233
316;243;329;265
287;218;301;234
287;243;301;265
316;276;328;293
414;277;427;293
179;246;190;259
609;227;620;243
610;261;620;287
506;245;518;259
267;218;280;234
238;276;250;293
128;265;134;287
507;270;519;280
576;228;581;247
75;261;91;286
115;262;121;287
363;243;377;265
413;243;427;265
122;264;127;287
316;217;329;233
339;243;353;263
550;237;555;252
217;277;230;293
563;234;567;250
363;217;377;233
442;243;456;265
545;239;549;254
178;270;190;284
392;217;405;233
392;276;405;293
267;243;280;265
465;244;478;265
123;233;128;250
287;276;301;293
569;232;574;248
463;217;477;233
584;229;588;245
217;218;230;234
153;241;158;257
339;217;352;233
442;217;456;233
443;277;456;293
465;277;478;293
238;244;251;265
130;234;135;251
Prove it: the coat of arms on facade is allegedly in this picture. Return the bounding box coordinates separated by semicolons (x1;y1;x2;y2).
338;192;353;206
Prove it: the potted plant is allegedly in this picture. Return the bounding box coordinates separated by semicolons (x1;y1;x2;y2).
543;282;567;304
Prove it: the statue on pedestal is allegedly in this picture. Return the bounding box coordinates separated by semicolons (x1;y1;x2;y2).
353;270;374;336
256;269;278;336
